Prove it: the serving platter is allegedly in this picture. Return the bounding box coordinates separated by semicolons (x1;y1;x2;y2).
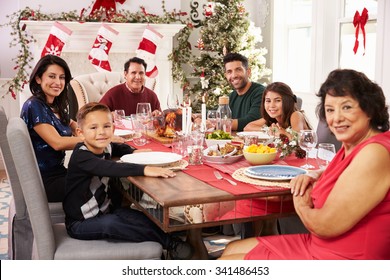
203;144;244;164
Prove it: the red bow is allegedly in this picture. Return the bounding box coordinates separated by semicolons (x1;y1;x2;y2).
89;0;126;16
353;8;368;55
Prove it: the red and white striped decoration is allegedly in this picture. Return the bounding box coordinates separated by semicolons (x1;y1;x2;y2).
136;26;163;78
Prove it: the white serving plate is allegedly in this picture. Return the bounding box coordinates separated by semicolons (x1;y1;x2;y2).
244;165;307;181
121;152;182;166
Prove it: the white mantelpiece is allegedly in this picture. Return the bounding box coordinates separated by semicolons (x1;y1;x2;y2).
21;21;185;109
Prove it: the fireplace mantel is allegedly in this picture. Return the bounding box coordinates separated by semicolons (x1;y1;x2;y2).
22;20;186;109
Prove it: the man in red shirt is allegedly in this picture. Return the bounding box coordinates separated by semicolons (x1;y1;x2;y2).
100;57;161;117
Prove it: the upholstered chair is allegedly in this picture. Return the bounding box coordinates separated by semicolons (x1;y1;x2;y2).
1;106;66;259
68;72;156;120
0;106;33;259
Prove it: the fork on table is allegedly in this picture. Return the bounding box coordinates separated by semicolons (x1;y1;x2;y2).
213;171;237;186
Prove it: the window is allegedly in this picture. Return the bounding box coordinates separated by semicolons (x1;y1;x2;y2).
339;0;377;79
272;0;378;126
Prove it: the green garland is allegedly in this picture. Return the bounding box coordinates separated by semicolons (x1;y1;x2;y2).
0;3;193;99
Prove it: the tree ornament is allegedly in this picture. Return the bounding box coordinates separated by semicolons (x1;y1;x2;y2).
136;26;163;78
196;38;205;50
88;24;119;72
200;71;209;89
204;3;215;17
237;3;246;16
41;21;72;57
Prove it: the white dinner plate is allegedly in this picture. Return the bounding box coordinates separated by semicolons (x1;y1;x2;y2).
236;131;270;139
114;129;134;137
244;165;307;181
120;152;182;166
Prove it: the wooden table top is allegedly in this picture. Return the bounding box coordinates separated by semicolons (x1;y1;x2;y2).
127;171;291;208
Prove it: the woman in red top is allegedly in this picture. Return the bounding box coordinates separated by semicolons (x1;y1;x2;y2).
220;69;390;260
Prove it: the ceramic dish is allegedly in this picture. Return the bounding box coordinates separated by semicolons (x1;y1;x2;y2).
120;152;182;166
203;144;244;164
236;131;270;140
244;165;307;181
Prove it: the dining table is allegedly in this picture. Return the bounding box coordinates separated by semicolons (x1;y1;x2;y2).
118;130;318;259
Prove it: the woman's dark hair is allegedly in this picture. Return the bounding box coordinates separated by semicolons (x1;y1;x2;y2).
124;57;147;72
261;82;308;129
29;55;72;124
316;69;389;132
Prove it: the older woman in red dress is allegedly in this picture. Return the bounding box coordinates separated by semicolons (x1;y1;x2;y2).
220;69;390;260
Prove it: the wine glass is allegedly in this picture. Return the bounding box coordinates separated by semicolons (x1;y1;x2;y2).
298;130;318;169
114;110;125;127
190;122;206;146
130;114;147;146
167;93;179;109
136;103;152;142
207;110;220;132
317;143;336;169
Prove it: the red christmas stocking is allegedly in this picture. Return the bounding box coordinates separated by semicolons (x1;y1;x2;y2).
136;26;163;78
88;24;119;72
41;22;72;57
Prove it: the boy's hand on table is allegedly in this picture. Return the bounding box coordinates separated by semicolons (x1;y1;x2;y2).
144;166;176;178
134;149;152;153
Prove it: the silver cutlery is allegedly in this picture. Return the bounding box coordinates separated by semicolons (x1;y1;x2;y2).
221;148;237;158
213;171;237;185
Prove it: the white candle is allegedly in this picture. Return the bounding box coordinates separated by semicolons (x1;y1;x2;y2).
201;103;206;129
182;107;187;134
186;107;192;134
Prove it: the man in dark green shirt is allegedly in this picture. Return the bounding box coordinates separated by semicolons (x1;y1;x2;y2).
223;53;265;132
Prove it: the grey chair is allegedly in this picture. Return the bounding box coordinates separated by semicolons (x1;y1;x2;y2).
0;106;33;260
6;117;163;259
316;119;342;151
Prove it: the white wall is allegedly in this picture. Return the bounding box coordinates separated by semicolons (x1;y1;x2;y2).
0;0;182;79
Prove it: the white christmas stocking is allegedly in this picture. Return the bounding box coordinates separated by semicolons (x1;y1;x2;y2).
41;22;72;57
88;24;119;72
136;26;163;78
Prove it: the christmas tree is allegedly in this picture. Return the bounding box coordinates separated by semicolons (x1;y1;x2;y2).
188;0;271;112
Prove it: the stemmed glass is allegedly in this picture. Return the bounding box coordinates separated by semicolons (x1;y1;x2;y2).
114;109;125;127
167;93;180;110
136;103;152;143
207;110;220;132
298;130;318;169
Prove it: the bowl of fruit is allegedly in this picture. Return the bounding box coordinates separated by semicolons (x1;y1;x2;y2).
205;130;233;147
243;144;278;165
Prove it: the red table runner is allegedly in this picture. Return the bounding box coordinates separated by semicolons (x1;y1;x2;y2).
128;139;316;196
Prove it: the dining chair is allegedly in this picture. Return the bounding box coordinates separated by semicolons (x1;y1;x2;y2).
1;106;66;259
316;118;342;151
6;117;163;259
0;106;34;259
